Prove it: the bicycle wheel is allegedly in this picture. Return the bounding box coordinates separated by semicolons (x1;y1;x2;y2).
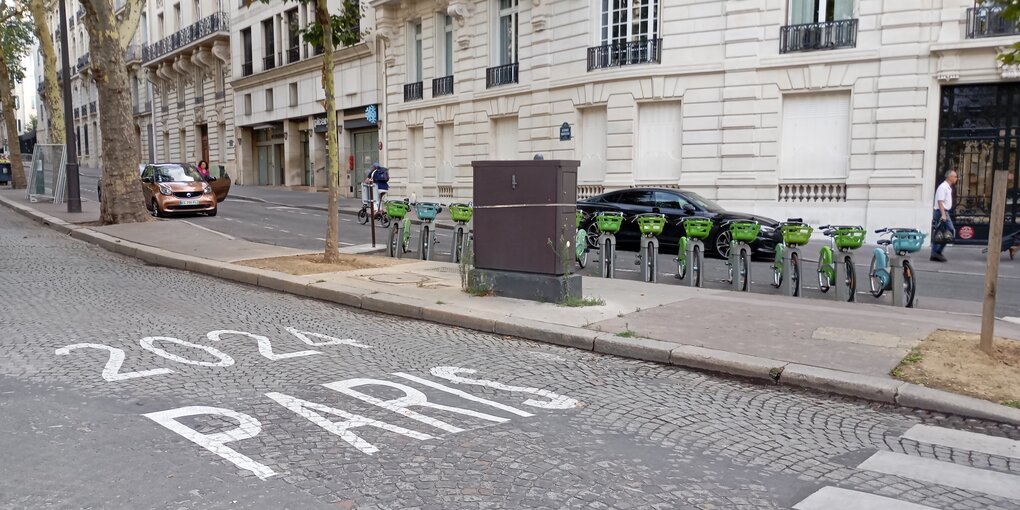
791;251;801;297
575;229;588;269
646;241;657;282
817;258;831;293
771;246;783;288
401;219;411;253
603;237;614;277
738;247;751;292
676;238;688;280
388;225;398;257
380;213;391;229
586;223;600;249
420;225;431;260
453;230;464;263
844;256;857;302
692;245;703;287
903;260;916;308
868;255;885;298
357;208;369;225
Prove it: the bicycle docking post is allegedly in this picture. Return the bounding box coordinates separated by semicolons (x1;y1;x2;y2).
641;237;660;283
834;253;852;302
782;247;800;297
597;233;616;279
889;253;905;308
687;239;703;288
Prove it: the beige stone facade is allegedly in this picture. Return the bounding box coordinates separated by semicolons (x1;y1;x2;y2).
373;0;1020;238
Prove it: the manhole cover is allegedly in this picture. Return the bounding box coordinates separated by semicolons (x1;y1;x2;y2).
367;273;430;285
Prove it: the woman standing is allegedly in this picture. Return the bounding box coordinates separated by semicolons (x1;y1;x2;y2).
196;160;211;180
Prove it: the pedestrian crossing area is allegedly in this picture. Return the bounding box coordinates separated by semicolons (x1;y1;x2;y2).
793;424;1020;509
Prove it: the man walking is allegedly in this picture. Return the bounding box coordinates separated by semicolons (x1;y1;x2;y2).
931;169;958;262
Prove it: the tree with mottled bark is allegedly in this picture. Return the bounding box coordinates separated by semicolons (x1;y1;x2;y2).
25;0;65;145
982;0;1020;63
79;0;149;223
259;0;362;262
0;1;32;189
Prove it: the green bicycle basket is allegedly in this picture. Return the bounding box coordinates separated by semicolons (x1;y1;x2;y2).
415;202;441;221
385;200;410;219
595;212;624;234
780;224;813;247
636;214;667;236
730;222;761;243
682;218;714;240
449;203;473;223
834;228;866;250
892;230;926;254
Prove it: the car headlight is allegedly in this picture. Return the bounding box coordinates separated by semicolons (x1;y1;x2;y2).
158;185;172;196
203;184;212;194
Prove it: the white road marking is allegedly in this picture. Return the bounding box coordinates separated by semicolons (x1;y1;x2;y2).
858;451;1020;500
316;237;326;241
1002;316;1020;325
179;221;238;240
902;424;1020;460
429;367;579;409
263;226;275;230
267;206;300;210
793;487;937;510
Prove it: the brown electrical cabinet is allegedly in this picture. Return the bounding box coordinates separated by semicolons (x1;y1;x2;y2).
472;160;579;276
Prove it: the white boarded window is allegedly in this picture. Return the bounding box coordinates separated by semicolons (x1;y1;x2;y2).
578;107;607;183
635;102;682;182
408;126;424;183
437;123;455;184
780;92;850;181
493;116;518;159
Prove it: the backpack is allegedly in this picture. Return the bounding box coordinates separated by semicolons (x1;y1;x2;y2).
377;167;390;182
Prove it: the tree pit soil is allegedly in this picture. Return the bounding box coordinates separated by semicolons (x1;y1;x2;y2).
894;329;1020;407
236;253;413;275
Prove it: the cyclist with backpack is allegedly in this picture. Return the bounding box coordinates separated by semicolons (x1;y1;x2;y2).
364;162;390;214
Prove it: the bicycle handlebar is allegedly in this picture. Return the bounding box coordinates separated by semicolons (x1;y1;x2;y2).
629;212;666;221
875;227;921;234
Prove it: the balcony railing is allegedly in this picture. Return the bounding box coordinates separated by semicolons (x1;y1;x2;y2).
587;38;663;71
241;61;253;76
404;81;423;102
286;46;300;64
486;62;519;88
89;101;96;115
263;54;276;71
133;101;152;115
124;44;143;63
432;75;454;97
780;19;858;54
967;6;1020;39
76;53;90;72
73;107;80;119
143;12;229;62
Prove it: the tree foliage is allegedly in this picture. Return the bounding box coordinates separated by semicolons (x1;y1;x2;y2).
0;3;31;84
982;0;1020;64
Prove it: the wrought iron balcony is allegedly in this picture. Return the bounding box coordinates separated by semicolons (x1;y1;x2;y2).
967;6;1020;38
73;107;80;119
486;62;519;88
587;38;663;71
89;101;96;115
241;61;253;77
432;75;453;97
133;101;152;115
286;46;300;64
76;53;90;72
124;44;143;64
780;19;858;54
263;54;276;71
143;12;229;62
404;81;423;102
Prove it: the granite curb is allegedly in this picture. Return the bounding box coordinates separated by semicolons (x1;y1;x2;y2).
3;194;1019;426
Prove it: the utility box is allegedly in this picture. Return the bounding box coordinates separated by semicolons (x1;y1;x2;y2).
0;163;11;185
469;160;581;302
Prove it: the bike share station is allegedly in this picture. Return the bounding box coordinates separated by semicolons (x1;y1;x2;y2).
469;160;581;302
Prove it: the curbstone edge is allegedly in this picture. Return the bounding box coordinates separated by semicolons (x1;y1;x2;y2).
593;333;674;364
421;305;498;334
493;319;597;351
895;383;1020;426
670;344;787;382
780;364;901;404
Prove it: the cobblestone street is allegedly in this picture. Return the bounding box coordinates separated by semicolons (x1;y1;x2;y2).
2;211;1020;509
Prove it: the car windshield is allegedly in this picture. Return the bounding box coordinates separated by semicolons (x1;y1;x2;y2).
682;191;725;213
155;164;203;183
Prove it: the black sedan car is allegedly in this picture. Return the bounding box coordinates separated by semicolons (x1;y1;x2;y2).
577;188;782;259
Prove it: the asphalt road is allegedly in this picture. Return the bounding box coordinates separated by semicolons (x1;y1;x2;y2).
75;170;1020;319
3;208;1020;509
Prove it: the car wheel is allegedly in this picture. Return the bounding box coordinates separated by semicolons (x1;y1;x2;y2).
714;229;732;259
207;207;217;217
150;199;161;218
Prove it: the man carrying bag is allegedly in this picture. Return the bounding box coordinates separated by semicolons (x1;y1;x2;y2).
931;169;957;262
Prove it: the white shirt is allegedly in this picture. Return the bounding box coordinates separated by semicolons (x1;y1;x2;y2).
934;181;952;210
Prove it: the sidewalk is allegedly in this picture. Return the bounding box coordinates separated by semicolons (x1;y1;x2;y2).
3;188;1019;426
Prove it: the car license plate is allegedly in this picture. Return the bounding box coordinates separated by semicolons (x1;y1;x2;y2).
179;199;200;206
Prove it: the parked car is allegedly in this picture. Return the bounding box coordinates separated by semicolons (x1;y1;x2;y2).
98;163;231;210
577;188;782;259
141;163;230;217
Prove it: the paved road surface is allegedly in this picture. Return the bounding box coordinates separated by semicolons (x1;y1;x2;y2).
4;195;1020;509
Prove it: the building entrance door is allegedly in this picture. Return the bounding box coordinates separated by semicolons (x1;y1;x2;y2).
937;84;1020;244
257;145;270;185
199;124;210;164
301;131;312;186
353;130;379;186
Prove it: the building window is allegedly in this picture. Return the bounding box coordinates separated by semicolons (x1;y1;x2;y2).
244;93;252;115
193;0;201;20
635;102;682;182
790;0;853;25
265;89;274;111
408;126;424;183
779;92;850;181
409;20;422;82
289;82;298;106
157;13;164;39
492;116;518;159
163;132;170;161
578;107;608;183
590;0;662;70
215;61;225;96
83;124;89;155
440;14;454;77
781;0;857;53
173;3;181;31
496;0;518;66
262;18;275;70
179;128;187;161
437;123;454;184
286;9;300;64
241;28;253;76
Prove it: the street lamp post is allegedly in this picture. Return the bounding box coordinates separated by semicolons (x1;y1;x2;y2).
57;0;81;213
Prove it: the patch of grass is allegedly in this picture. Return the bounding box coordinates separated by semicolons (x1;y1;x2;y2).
891;367;906;379
616;330;636;338
466;284;493;297
902;347;924;365
435;300;446;305
1003;400;1020;409
559;296;606;308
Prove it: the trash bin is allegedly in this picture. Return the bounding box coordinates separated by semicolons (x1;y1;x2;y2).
0;162;10;185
